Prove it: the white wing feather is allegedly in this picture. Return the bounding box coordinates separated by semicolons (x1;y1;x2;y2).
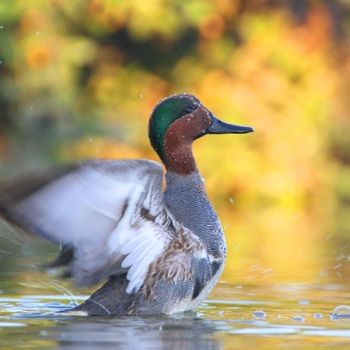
1;159;176;293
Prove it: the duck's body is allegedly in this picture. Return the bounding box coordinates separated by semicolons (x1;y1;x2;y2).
0;94;253;316
71;163;226;316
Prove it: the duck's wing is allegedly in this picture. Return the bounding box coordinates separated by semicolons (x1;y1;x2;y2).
0;159;182;293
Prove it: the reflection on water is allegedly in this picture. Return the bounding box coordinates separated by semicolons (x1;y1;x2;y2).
1;282;350;349
1;223;350;349
50;315;221;350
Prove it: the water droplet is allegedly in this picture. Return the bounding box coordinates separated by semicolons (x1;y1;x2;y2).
314;313;322;319
0;60;2;65
292;315;305;322
250;264;260;271
88;137;93;144
326;233;332;240
36;31;40;35
298;299;310;305
0;25;3;30
139;93;144;99
336;254;345;262
228;197;234;204
331;305;350;319
252;310;267;318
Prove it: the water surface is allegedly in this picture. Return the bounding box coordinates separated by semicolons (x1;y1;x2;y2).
1;224;350;349
1;277;350;349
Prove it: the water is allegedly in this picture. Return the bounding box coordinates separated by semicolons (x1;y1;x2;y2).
1;225;350;349
1;276;350;349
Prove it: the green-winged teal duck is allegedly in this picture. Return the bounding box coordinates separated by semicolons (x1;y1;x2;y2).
0;93;253;316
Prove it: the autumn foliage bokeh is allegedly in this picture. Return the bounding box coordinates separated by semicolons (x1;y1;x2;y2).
1;0;350;285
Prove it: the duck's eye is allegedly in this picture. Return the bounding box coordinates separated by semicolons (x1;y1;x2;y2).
184;105;197;114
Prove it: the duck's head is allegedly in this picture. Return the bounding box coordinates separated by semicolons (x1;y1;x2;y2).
149;93;253;174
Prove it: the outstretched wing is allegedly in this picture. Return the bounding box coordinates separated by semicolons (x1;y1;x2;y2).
0;159;180;293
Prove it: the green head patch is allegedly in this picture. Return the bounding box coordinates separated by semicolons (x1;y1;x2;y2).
148;94;200;161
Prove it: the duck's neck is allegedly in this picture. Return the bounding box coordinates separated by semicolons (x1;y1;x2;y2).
161;107;211;175
164;171;226;260
163;134;197;175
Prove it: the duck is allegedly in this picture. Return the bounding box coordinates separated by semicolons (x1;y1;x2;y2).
0;93;253;316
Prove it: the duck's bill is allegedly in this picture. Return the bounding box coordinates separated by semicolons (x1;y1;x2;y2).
207;116;254;134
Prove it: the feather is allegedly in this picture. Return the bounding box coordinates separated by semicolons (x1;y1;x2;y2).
0;159;175;292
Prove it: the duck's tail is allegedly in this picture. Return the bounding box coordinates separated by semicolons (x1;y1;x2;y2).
69;274;134;316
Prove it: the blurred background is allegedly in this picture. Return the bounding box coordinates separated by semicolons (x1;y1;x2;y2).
1;0;350;289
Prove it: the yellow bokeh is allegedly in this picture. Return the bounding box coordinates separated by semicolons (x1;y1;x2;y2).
1;0;350;286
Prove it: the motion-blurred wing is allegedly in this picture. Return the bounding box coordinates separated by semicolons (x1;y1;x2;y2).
0;159;178;292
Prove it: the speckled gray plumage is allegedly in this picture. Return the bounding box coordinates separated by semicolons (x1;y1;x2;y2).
75;169;226;316
164;171;226;260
